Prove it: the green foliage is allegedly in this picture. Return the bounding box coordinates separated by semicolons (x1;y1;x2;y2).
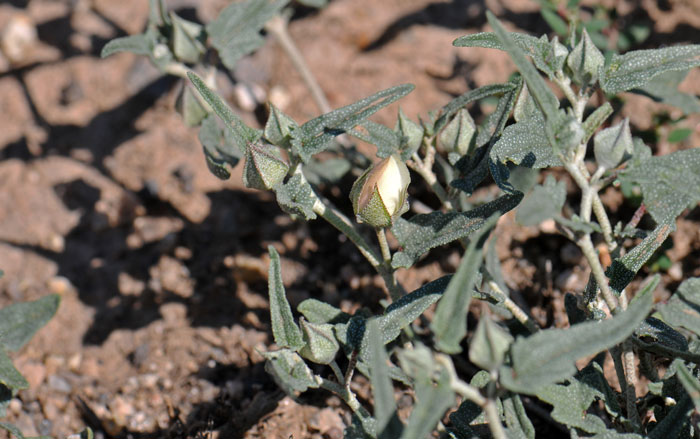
102;3;700;437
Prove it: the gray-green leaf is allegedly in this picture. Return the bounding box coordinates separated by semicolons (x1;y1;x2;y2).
0;350;28;390
594;118;633;171
432;215;497;354
391;192;522;269
516;175;566;226
619;148;700;224
500;286;652;394
267;246;304;350
263;348;319;393
600;45;700;94
658;277;700;336
206;0;288;70
367;320;402;438
0;294;60;352
469;315;513;371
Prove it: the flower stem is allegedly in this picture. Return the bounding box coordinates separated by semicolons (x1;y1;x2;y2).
376;228;403;301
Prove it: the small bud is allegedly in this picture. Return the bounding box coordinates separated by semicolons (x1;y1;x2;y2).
438;108;476;158
394;108;423;158
594;118;633;171
298;318;340;365
567;28;604;86
350;154;410;228
243;142;289;190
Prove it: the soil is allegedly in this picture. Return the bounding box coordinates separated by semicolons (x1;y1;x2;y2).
0;0;698;438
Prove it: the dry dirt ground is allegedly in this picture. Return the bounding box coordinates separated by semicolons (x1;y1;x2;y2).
0;0;699;438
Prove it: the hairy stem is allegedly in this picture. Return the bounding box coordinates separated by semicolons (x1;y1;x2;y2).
484;399;507;439
265;15;331;114
319;377;373;427
376;228;403;301
487;281;540;333
408;152;454;210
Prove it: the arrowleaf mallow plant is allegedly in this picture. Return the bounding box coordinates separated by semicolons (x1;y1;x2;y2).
104;2;700;437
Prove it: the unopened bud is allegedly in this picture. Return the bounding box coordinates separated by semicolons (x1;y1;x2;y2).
243;142;289;190
350;154;410;228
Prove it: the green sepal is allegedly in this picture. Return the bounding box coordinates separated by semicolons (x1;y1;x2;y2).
298;318;340;365
243;142;289;190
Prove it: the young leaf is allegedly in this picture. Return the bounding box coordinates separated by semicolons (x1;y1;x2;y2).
600;45;700;94
487;12;559;121
274;173;318;220
206;0;288;70
566;28;605;86
101;34;152;58
434;83;517;134
658;277;700;336
490;112;562;170
582;102;613;144
169;12;205;63
351;120;401;159
188;72;261;146
394;108;424;160
0;294;60;352
0;349;28;392
438;109;476;158
399;368;454;439
500;287;652;394
264;104;299;148
243;142;289;190
619;148;700;224
263;348;319;394
469;315;513;371
606;222;674;297
267;246;304;350
377;276;452;344
198;114;242;180
298;319;339;365
367;319;402;438
502;394;535;439
593;118;633;171
391;192;522;269
293;84;414;162
297;299;349;324
431;215;498;354
634;70;700;115
515;175;566;226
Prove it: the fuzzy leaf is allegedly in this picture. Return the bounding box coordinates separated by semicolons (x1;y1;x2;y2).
198;115;242;180
170;12;205;63
500;287;652;394
243;142;289;190
516;175;566;226
594;118;633;171
0;421;28;439
487;13;559;120
376;276;452;345
297;299;349;325
434;83;517;134
491;112;561;169
293;84;414;162
394;108;424;160
439;109;476;158
582;102;613;144
275;173;317;220
188;72;261;146
267;247;304;350
101;34;152;58
502;394;535;439
367;320;402;438
351;120;401;158
536;379;607;433
0;294;60;352
263;348;318;393
298;319;339;365
635;70;700;115
176;85;208;127
619;148;700;224
658;277;700;336
634;315;688;353
0;350;27;391
207;0;287;70
600;45;700;94
606;222;674;296
264;104;299;148
567;29;605;86
469;315;513;371
432;215;497;354
399;367;453;439
391;192;522;269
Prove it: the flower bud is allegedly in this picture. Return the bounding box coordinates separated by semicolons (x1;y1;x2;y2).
298;318;339;365
350;154;410;228
243;142;289;190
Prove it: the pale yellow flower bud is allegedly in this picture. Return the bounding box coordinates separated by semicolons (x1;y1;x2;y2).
350;154;410;228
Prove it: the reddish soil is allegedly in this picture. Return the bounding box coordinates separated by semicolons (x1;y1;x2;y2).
0;0;698;438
